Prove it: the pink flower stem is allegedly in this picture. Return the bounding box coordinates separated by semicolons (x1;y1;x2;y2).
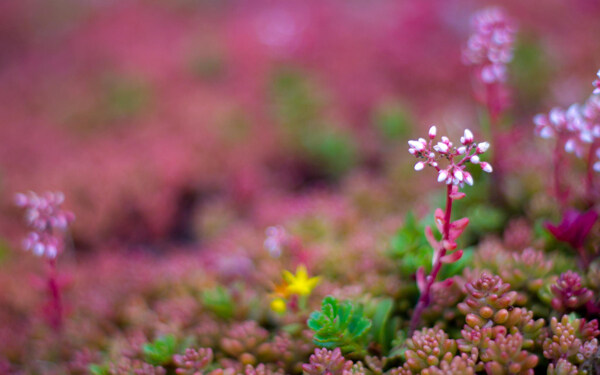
585;140;599;207
553;137;568;212
577;245;591;270
409;184;453;334
47;257;63;332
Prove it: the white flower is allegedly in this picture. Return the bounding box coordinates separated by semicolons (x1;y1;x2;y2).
429;126;437;139
434;142;449;153
471;155;480;164
408;140;426;152
464;172;474;186
476;142;490;153
481;162;493;173
414;161;425;171
453;169;464;182
461;129;474;144
438;170;449;183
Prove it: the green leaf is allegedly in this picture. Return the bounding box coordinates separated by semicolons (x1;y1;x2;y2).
370;298;398;353
202;285;234;319
89;364;109;375
142;335;177;366
308;296;372;357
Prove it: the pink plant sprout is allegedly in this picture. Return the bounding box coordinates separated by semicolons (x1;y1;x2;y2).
15;191;74;332
15;191;74;258
408;126;492;187
463;7;516;84
594;70;600;95
408;127;491;333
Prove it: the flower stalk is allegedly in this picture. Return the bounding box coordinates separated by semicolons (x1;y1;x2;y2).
407;127;491;334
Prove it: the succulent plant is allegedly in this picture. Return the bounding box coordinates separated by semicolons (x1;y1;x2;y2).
308;296;372;356
458;272;518;328
302;348;353;375
550;271;593;313
481;332;538;375
543;315;600;367
402;327;457;373
174;348;214;375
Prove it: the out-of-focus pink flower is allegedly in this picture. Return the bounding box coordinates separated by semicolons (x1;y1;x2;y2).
15;191;74;258
593;69;600;95
545;209;598;249
463;7;516;84
534;104;597;158
264;225;288;258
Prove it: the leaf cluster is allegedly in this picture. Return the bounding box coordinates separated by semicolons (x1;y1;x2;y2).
308;296;372;357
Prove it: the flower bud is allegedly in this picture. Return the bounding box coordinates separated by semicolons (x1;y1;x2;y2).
476;142;490;153
429;125;437;139
481;162;493;173
438;170;449;183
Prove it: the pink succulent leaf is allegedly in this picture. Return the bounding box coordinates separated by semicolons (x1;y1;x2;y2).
425;226;440;250
545;209;598;249
434;208;445;234
440;249;463;264
449;217;470;241
442;239;457;251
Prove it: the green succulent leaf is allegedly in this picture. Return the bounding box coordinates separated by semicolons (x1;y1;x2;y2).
142;334;177;366
202;285;234;319
370;298;399;354
308;296;372;356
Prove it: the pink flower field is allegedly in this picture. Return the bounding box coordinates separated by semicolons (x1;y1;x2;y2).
0;1;600;374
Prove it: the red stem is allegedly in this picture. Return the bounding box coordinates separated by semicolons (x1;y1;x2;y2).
553;138;568;212
409;184;453;334
585;141;599;207
47;258;62;332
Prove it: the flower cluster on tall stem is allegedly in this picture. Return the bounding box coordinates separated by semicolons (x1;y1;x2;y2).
15;191;74;331
534;70;600;208
407;127;492;333
463;7;516;123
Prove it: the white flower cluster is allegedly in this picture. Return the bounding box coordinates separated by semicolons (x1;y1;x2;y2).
534;71;600;161
15;191;74;258
408;126;492;187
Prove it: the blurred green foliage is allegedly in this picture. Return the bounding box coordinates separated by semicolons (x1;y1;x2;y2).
202;285;234;319
373;101;413;141
510;36;552;109
270;68;358;178
142;334;177;365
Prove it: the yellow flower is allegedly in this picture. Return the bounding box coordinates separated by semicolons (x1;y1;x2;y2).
270;298;287;314
282;264;321;296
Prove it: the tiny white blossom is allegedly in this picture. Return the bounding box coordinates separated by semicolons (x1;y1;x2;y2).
465;173;474;186
481;162;493;173
414;161;425;171
438;169;449;182
434;142;449;153
462;129;474;144
476;142;490;153
429;126;437;139
471;155;480;164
